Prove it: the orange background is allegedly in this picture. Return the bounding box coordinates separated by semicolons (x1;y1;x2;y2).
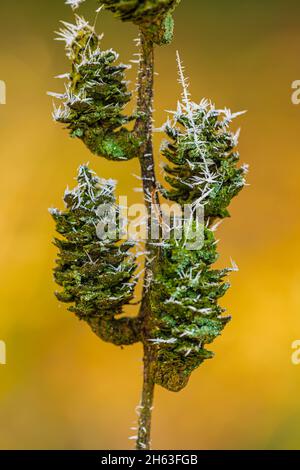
0;0;300;449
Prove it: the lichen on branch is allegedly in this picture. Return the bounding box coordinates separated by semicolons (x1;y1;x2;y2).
49;0;247;451
100;0;181;44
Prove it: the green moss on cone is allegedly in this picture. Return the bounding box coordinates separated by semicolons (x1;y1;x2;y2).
150;228;232;391
50;165;139;345
51;15;139;160
162;98;248;219
100;0;181;44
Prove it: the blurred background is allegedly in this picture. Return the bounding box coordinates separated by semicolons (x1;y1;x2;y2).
0;0;300;450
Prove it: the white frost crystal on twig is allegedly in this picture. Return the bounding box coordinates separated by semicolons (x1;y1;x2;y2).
65;0;86;10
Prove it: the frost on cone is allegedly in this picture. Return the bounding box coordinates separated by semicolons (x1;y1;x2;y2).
160;53;248;219
50;15;138;161
149;56;247;392
161;98;247;219
150;227;233;392
50;165;138;346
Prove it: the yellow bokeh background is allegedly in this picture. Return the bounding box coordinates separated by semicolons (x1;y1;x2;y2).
1;0;300;449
